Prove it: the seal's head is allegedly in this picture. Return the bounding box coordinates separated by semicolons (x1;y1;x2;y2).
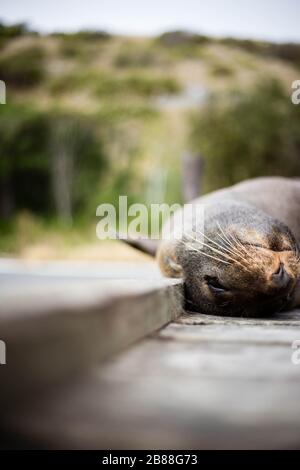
177;206;299;317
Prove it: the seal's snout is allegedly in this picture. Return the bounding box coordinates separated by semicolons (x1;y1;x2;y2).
271;263;291;289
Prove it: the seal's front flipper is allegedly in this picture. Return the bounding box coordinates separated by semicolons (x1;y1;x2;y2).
119;237;159;257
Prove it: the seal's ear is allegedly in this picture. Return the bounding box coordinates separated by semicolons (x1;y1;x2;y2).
164;256;183;278
156;240;183;278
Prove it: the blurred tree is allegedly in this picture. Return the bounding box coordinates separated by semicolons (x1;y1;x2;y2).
181;152;204;201
0;105;48;218
0;105;107;221
0;22;36;49
0;46;45;88
157;30;209;47
0;22;29;39
190;79;300;192
49;112;107;222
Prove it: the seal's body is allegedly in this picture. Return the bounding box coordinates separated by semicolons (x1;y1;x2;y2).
156;177;300;316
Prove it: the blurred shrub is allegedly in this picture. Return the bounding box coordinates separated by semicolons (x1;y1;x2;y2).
209;63;234;77
0;211;44;253
0;21;29;39
57;31;110;60
48;71;99;95
50;71;181;97
0;104;107;220
0;21;36;49
0;45;45;87
219;37;265;54
52;30;111;42
97;103;157;122
95;73;181;97
48;73;83;94
155;30;209;59
59;41;85;59
190;79;300;192
48;111;107;218
157;30;209;47
219;37;300;68
13;211;44;248
0;105;50;216
114;47;158;68
266;43;300;67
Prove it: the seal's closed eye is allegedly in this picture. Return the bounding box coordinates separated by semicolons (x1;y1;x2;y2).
205;276;228;293
243;242;293;252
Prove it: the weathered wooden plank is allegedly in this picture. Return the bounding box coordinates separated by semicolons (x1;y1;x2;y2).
1;261;300;449
2;348;300;449
180;310;300;326
0;259;161;282
0;277;183;408
159;322;300;345
2;311;300;449
98;337;299;381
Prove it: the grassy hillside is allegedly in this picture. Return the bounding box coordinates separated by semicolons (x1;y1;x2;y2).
1;27;299;197
1;25;300;257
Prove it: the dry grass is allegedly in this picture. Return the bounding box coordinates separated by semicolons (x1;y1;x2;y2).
19;240;151;262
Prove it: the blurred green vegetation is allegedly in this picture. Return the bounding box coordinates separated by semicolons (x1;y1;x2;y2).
209;62;234;77
155;30;209;59
0;45;45;88
49;71;181;97
52;30;111;42
0;21;37;49
114;42;162;68
219;37;300;67
157;30;209;46
0;22;300;255
156;31;300;67
190;79;300;192
95;73;181;97
0;104;107;220
0;211;99;254
56;30;111;61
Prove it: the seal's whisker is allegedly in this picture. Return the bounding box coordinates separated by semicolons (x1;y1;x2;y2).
180;239;231;265
216;222;243;253
223;226;250;258
229;232;250;257
184;232;228;256
216;222;235;247
183;233;251;272
185;233;235;261
190;227;249;264
184;243;232;265
216;222;250;260
216;232;250;265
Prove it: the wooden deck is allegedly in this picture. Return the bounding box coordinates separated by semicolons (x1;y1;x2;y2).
0;260;300;449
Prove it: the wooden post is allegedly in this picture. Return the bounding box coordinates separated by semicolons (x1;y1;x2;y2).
181;152;204;202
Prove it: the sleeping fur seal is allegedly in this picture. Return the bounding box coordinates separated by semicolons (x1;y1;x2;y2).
131;177;300;317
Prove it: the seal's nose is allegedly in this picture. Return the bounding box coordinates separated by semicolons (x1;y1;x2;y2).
271;263;290;289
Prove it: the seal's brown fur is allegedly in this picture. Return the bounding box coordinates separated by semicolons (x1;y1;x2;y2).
156;177;300;316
